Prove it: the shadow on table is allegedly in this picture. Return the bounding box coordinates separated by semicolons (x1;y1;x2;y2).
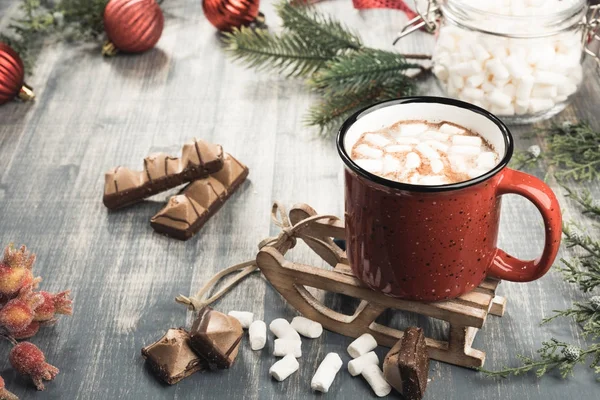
104;179;252;240
103;48;171;82
104;200;163;236
1;100;36;123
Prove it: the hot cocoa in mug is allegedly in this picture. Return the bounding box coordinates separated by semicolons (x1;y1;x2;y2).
337;97;562;301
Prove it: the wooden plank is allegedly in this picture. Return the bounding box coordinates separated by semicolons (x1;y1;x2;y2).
490;295;507;317
257;247;488;328
0;0;599;398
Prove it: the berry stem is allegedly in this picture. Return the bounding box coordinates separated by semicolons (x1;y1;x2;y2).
0;333;17;346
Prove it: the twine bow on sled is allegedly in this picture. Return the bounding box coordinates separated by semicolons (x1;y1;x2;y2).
175;202;339;311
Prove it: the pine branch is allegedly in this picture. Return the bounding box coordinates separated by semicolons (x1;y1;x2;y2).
509;145;541;170
308;49;425;95
562;186;600;218
0;0;109;71
275;1;362;53
559;222;600;293
513;121;600;181
542;296;600;337
0;0;56;69
306;74;416;133
56;0;108;39
222;27;335;77
479;339;599;379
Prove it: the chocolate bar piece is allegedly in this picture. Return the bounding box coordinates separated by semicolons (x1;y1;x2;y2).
383;327;430;400
141;328;207;385
189;307;243;370
150;153;249;240
103;139;224;210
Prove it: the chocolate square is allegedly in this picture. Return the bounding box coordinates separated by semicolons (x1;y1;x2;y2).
141;328;207;385
189;307;244;369
383;327;430;400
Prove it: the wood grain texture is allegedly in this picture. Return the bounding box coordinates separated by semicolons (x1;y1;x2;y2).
0;0;599;399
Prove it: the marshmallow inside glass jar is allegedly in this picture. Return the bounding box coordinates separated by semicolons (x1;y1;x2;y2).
432;0;587;123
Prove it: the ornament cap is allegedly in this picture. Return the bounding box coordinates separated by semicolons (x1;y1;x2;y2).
102;41;119;57
18;84;35;102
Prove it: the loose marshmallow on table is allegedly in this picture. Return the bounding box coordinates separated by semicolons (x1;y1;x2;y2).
227;311;253;329
269;354;299;381
361;364;392;397
311;353;343;393
348;351;379;376
347;333;378;358
273;338;302;358
249;320;267;350
269;318;301;341
290;316;323;339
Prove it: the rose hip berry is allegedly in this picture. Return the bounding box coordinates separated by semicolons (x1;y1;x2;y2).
9;342;59;391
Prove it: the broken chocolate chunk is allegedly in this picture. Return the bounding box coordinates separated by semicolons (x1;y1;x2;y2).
189;307;243;370
141;328;207;385
383;327;429;400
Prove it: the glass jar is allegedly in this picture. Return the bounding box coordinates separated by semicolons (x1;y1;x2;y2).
430;0;588;124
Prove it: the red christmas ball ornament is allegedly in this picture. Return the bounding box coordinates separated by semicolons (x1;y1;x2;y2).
203;0;261;31
0;43;34;105
102;0;164;56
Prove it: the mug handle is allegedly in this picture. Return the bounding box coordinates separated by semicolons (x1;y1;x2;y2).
488;168;562;282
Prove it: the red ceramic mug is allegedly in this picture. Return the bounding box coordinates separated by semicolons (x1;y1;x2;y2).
337;97;562;301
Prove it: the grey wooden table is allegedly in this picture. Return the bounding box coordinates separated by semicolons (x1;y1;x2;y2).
1;0;599;399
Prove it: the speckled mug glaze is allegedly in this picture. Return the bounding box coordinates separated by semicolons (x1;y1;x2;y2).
337;97;562;301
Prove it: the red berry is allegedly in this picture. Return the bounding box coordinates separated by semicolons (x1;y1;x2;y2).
3;244;35;270
0;290;42;334
9;342;59;391
34;291;73;322
0;262;30;297
0;375;18;400
0;299;35;333
13;321;40;339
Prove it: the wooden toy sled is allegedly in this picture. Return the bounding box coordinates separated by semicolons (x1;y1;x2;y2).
256;203;507;368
